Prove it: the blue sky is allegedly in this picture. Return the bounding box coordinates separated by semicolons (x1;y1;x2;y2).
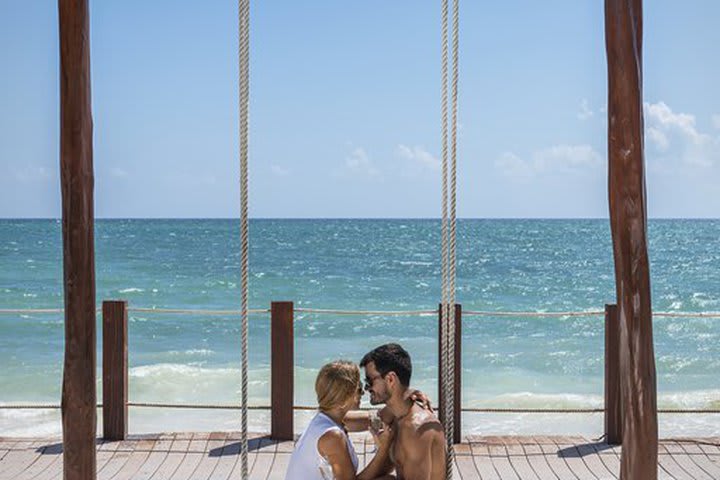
1;1;719;218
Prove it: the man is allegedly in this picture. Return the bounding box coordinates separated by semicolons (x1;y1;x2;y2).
360;343;446;480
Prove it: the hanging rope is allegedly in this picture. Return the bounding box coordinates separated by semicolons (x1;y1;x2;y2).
238;0;250;477
440;0;460;476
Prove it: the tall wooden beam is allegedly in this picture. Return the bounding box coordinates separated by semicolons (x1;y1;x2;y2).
438;303;462;444
271;301;294;440
103;301;128;441
604;0;658;478
604;304;622;445
59;0;97;478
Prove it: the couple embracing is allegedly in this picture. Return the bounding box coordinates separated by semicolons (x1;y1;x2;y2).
285;343;446;480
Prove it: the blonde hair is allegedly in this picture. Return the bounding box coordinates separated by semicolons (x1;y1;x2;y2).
315;360;361;411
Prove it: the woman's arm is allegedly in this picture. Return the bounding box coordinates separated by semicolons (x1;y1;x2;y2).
317;429;359;480
343;410;370;432
317;428;394;480
357;423;394;480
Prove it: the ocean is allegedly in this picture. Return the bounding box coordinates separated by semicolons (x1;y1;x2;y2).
1;219;719;437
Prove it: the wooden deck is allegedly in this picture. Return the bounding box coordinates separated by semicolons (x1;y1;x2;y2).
1;433;719;479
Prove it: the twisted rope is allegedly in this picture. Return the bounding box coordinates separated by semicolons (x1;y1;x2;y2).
440;0;459;476
439;0;451;473
238;0;250;476
3;403;719;414
4;307;720;318
447;0;460;474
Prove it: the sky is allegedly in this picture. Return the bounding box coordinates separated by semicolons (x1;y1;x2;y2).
1;1;719;218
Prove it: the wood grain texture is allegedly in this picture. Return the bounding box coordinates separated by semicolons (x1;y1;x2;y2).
605;0;658;478
2;435;718;479
59;0;97;478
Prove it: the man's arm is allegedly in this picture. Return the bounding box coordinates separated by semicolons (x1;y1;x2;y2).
343;407;394;432
399;422;446;480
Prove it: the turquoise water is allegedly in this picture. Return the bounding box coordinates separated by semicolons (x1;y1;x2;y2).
1;219;719;436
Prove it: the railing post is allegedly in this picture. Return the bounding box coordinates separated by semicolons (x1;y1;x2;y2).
102;300;128;441
271;301;294;440
605;303;622;444
438;303;462;444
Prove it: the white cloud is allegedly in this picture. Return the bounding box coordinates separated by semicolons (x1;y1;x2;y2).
712;114;720;130
644;101;703;142
533;144;602;171
496;144;602;178
494;152;532;178
14;166;50;182
578;99;593;120
345;147;380;178
644;101;719;167
110;167;128;178
646;128;669;152
396;144;441;170
271;164;290;176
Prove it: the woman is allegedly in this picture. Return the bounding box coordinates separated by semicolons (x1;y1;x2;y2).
285;360;393;480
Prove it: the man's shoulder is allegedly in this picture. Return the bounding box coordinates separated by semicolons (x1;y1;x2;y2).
401;404;444;439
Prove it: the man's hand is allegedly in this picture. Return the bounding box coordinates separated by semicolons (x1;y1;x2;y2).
406;389;434;413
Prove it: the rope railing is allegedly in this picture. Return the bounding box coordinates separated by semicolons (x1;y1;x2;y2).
3;306;720;318
3;403;718;414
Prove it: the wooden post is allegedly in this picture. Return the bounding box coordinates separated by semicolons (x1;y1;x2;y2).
271;301;294;440
606;0;658;476
438;303;462;444
604;304;622;444
59;0;97;478
103;301;128;441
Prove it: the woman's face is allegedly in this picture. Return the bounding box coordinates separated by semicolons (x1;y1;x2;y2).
347;382;363;411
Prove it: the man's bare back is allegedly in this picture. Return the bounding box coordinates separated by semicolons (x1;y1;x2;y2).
390;403;446;480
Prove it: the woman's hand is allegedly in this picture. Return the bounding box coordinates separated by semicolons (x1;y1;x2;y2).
405;389;434;412
370;421;393;452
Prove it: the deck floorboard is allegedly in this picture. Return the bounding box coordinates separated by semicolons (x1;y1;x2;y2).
1;434;718;479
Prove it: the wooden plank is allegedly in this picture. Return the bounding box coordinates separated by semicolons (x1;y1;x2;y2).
590;443;619;480
93;441;121;478
657;443;694;480
0;440;18;463
454;454;478;480
103;300;128;441
97;440;136;480
58;1;97;479
249;451;275;480
604;304;622;445
168;433;208;480
536;436;579;480
486;441;519;480
503;440;540;480
267;452;290;480
0;441;43;480
15;443;61;480
469;442;501;480
209;439;241;480
6;435;720;479
148;435;188;480
31;451;64;480
190;432;226;480
519;441;557;480
663;441;713;480
130;434;173;480
553;439;600;480
109;439;154;480
271;301;294;440
679;441;720;479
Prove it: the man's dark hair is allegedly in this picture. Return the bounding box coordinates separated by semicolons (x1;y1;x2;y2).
360;343;412;387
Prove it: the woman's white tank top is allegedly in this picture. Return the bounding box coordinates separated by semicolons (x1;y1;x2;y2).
284;412;358;480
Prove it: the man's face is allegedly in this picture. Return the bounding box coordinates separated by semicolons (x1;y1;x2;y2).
363;361;391;405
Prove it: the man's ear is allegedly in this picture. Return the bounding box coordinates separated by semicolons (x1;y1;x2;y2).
386;371;398;390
